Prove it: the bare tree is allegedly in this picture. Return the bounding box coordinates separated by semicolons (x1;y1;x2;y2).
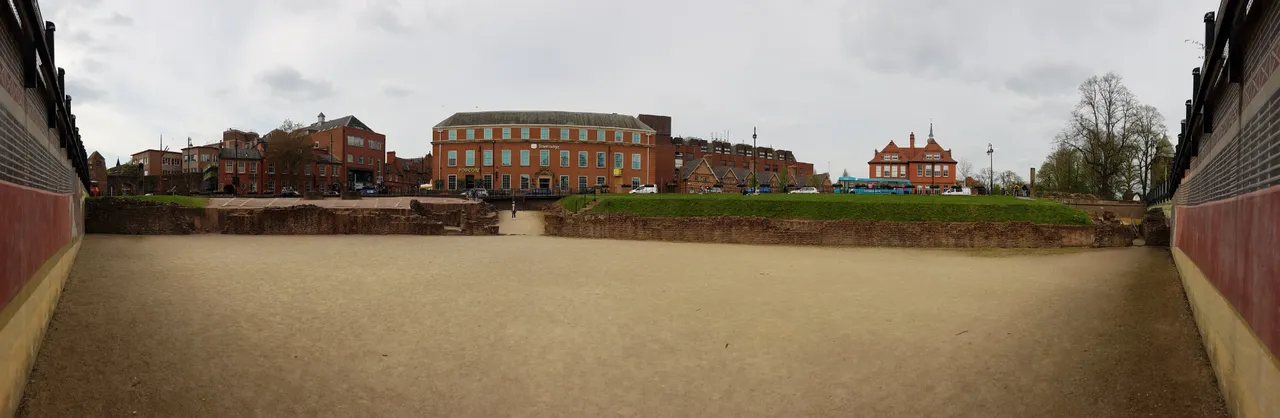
1129;105;1171;200
841;168;850;178
957;159;974;182
1037;146;1091;194
998;170;1025;194
263;120;313;192
1055;73;1141;199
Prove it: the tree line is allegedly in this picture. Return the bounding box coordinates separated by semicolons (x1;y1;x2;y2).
1036;73;1174;200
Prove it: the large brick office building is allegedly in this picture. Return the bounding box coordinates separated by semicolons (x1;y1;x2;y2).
215;113;388;194
432;111;657;192
129;149;182;176
641;114;816;191
868;126;957;191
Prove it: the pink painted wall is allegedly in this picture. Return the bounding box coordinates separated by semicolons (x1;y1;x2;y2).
0;181;73;310
1175;185;1280;358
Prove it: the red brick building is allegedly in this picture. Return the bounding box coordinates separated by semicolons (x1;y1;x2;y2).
181;143;220;174
302;113;387;191
432;111;657;192
385;151;432;194
642;114;816;191
868;126;958;191
129;149;182;176
217;145;343;195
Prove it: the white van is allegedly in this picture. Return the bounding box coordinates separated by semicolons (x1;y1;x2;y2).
630;184;659;194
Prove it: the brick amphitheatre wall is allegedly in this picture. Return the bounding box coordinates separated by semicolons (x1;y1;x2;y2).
85;198;499;235
544;211;1134;248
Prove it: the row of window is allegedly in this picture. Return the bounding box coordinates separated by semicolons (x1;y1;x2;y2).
345;154;381;167
446;150;642;170
184;154;215;162
881;154;900;161
346;135;384;150
873;164;949;178
445;174;643;190
224;161;343;177
677;150;790;161
445;127;646;144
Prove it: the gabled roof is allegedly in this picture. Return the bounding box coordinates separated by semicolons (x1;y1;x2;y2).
712;166;735;181
679;158;712;180
306;115;374;133
434;111;655;132
89;151;103;160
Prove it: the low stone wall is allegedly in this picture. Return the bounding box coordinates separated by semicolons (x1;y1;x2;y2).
544;212;1132;248
86;198;499;235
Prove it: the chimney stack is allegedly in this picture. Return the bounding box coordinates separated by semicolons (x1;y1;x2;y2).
909;132;916;150
317;112;326;125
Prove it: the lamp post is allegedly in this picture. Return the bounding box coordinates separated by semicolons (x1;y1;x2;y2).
986;143;994;195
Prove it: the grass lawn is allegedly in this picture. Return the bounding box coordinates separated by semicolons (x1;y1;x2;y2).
95;195;210;208
558;193;1092;225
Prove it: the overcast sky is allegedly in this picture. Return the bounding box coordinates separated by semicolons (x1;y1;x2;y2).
47;0;1211;177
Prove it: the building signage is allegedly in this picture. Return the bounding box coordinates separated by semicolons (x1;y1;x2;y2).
532;144;560;149
458;167;481;173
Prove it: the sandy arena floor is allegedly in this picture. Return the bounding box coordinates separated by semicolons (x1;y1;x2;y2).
19;236;1226;417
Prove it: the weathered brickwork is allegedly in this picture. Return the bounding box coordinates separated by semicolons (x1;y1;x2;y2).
545;212;1131;248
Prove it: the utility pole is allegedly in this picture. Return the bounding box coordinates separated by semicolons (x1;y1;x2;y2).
986;143;994;195
752;127;757;172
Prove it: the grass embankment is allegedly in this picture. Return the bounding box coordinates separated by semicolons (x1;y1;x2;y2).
558;194;1092;225
95;195;209;208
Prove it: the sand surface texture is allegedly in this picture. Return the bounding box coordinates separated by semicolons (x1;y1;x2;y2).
20;235;1226;417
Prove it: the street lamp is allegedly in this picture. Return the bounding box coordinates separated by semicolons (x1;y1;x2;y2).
986;143;994;195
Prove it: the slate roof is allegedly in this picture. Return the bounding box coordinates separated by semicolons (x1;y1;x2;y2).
306;115;374;133
219;148;262;159
434;111;655;132
678;158;706;180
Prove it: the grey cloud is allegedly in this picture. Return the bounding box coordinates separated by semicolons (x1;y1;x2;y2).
66;31;93;44
382;84;412;98
81;57;106;73
66;79;106;103
1003;62;1092;98
363;1;407;34
257;66;334;101
102;12;134;26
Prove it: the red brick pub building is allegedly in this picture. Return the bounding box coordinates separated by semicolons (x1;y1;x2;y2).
432;111;657;193
868;126;957;192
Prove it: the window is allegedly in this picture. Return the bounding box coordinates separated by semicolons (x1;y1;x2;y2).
631;178;640;188
539;149;550;167
917;165;923;177
925;165;932;177
502;128;511;139
225;161;233;173
578;151;588;167
237;161;245;174
614;131;622;142
501;150;511;166
560;150;570;167
249;181;257;193
305;182;312;193
370;140;383;150
483;174;493;189
876;166;882;177
578;176;587;190
267;180;274;194
942;166;949;178
631;153;641;170
348;135;365;146
465;129;475;140
447;175;457;190
347;154;353;163
519;174;530;189
319;165;326;176
557;128;567;140
465;150;475;167
266;163;274;174
596;176;605;186
358;156;364;164
632;133;641;144
484;128;493;140
304;164;310;175
614;152;623;168
597;130;605;141
501;174;511;190
447;151;457;167
520;150;530;166
483;150;493;166
579;129;587;141
541;128;550;139
883;155;890;161
596;152;606;168
521;128;530;139
333;167;340;178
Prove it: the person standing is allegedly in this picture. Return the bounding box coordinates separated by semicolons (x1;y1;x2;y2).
511;200;517;219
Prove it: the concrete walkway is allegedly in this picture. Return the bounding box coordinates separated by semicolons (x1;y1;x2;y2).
496;211;545;235
19;237;1227;417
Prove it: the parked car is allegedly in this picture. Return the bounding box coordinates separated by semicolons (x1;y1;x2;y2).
359;187;378;196
461;188;489;198
279;187;300;197
630;184;659;194
942;187;972;196
526;188;553;196
789;187;819;194
746;186;772;194
324;190;340;197
707;187;723;193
